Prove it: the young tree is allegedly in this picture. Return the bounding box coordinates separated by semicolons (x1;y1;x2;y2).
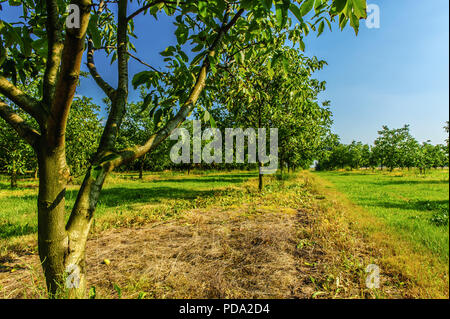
1;0;367;297
372;125;415;171
215;42;331;188
0;118;35;187
416;141;434;174
65;97;103;178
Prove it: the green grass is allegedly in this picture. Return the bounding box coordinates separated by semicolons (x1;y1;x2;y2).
0;170;258;241
313;169;449;262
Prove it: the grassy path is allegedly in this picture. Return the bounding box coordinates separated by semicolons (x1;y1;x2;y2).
310;169;449;298
313;169;449;261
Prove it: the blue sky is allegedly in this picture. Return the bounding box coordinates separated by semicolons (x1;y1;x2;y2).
305;0;449;145
2;0;449;145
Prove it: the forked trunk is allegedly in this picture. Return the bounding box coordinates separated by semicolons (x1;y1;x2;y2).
37;141;108;298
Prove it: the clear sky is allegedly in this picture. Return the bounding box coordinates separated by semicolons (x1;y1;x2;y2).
305;0;449;145
2;0;449;145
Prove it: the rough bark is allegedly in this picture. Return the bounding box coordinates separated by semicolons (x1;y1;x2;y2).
36;143;71;296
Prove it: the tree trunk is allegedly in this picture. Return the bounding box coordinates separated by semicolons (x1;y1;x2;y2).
139;159;144;180
34;166;39;180
280;159;284;178
37;145;71;297
63;163;109;298
258;161;263;191
36;137;109;299
10;164;17;188
138;154;147;180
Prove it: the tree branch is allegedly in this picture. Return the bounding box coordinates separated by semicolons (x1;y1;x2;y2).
43;0;64;105
92;0;128;158
126;0;164;21
87;38;116;99
0;76;46;124
0;100;41;148
47;0;92;148
106;6;245;169
127;51;165;75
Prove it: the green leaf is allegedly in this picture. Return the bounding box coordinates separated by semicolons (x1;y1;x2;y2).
192;43;204;52
339;13;348;30
132;71;152;89
89;286;96;299
317;20;325;36
153;108;163;125
160;46;176;57
349;13;360;35
0;46;6;66
282;55;289;75
331;0;347;15
31;38;48;57
275;4;287;28
351;0;367;18
198;1;208;17
175;25;189;45
191;51;207;66
88;14;101;48
8;0;21;6
300;0;315;17
113;284;122;299
140;93;154;113
209;114;217;128
240;0;254;10
203;109;211;122
289;4;302;22
299;38;305;52
261;0;272;10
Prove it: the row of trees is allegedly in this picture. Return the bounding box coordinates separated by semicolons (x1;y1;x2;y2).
1;45;334;190
316;124;449;172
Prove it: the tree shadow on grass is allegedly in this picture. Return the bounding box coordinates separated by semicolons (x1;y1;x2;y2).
0;222;36;239
5;185;220;208
365;199;449;212
96;186;218;208
145;175;254;184
1;186;219;239
376;180;449;186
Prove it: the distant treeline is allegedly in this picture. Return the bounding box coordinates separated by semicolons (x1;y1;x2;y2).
315;124;449;172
